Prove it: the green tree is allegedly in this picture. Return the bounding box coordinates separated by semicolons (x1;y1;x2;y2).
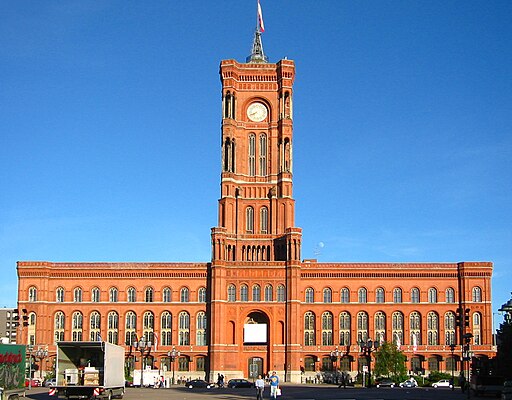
374;341;407;380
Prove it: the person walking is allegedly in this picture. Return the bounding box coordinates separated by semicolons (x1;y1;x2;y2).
255;374;265;400
269;371;279;399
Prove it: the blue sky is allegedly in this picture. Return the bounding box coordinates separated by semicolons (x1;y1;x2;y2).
1;1;511;321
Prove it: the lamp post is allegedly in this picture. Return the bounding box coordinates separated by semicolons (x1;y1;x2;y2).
449;343;456;391
167;346;180;385
330;346;343;385
27;345;33;390
133;337;151;388
358;338;379;388
34;348;48;380
462;333;473;399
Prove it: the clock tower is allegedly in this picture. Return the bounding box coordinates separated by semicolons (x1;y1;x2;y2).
208;22;303;381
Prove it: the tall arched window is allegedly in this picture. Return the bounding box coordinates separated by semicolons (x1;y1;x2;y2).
357;312;368;342
323;288;332;303
375;311;386;343
127;287;136;302
54;312;65;342
410;311;421;345
73;287;82;303
259;134;267;176
145;287;154;303
198;287;206;302
304;312;315;346
107;311;119;344
143;311;154;343
72;312;83;341
91;287;100;302
196;311;207;346
393;288;402;303
427;312;439;345
260;207;268;234
472;287;482;302
240;285;248;302
109;287;118;302
473;312;481;345
161;311;172;346
178;312;190;345
392;312;404;346
305;288;314;303
90;311;101;341
56;287;64;303
321;312;333;345
428;288;438;303
277;285;285;302
29;286;37;302
246;207;254;233
228;284;236;302
163;287;172;302
411;288;420;303
445;311;456;345
264;285;273;302
180;287;190;303
339;312;351;345
125;311;137;345
358;288;367;303
376;288;385;303
248;134;256;176
252;284;261;301
446;288;455;303
340;288;350;303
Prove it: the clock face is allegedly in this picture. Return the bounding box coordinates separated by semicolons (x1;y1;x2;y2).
247;102;268;122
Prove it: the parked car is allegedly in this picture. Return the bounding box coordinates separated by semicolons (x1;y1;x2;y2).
25;378;41;387
185;379;213;389
44;378;57;387
227;378;254;388
432;379;453;388
502;380;512;400
375;378;395;388
400;379;418;388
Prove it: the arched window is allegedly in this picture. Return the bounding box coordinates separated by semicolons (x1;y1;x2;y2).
198;287;206;302
145;287;154;303
323;288;332;303
427;312;439;345
393;288;402;303
340;288;350;303
472;287;482;302
339;312;351;345
143;311;154;343
357;312;368;342
161;311;172;346
196;311;207;346
446;288;455;303
321;312;333;345
109;287;118;302
163;287;172;302
304;312;315;346
473;312;481;345
392;312;404;346
227;284;236;302
259;134;267;176
411;288;420;303
445;311;456;345
127;287;136;302
376;288;385;303
410;311;421;345
28;286;37;302
375;311;386;343
260;207;268;234
72;312;83;341
264;285;273;302
91;287;100;302
249;134;256;176
180;288;189;303
246;207;254;233
56;287;64;303
428;288;438;303
125;311;137;346
90;311;101;341
107;311;119;344
358;288;367;303
277;285;285;302
73;287;82;303
305;288;314;303
54;311;65;342
252;284;261;301
178;312;190;345
240;285;248;302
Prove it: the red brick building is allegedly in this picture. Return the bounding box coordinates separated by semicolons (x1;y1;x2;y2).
17;27;494;384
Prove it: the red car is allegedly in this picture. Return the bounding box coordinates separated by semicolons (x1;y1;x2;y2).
25;378;41;387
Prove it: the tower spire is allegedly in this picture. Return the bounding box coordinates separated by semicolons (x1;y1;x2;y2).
246;0;268;63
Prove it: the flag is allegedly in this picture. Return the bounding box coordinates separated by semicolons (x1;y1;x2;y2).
258;0;265;32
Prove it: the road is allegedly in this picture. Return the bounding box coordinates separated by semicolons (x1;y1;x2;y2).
26;385;493;400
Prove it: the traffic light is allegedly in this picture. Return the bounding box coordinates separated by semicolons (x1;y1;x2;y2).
464;308;470;327
455;307;462;327
11;308;29;327
12;309;20;327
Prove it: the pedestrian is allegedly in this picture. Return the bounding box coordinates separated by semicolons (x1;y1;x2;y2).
255;374;265;400
269;371;279;399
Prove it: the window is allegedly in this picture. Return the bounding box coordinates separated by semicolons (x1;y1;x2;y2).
145;287;154;303
305;288;314;303
259;134;267;176
428;356;439;372
56;287;64;303
304;312;315;346
410;311;421;345
180;288;189;303
393;288;402;303
323;288;332;303
472;287;482;302
107;311;119;344
196;357;206;372
358;288;367;303
125;311;137;346
163;287;172;302
428;288;437;303
411;288;420;303
198;287;206;302
73;287;82;303
178;356;189;372
109;287;118;302
161;311;172;346
304;356;316;372
277;285;285;302
473;312;481;345
196;312;207;346
90;311;101;341
143;311;154;343
445;312;456;345
72;312;83;341
376;288;385;303
392;312;404;347
246;207;254;233
260;207;268;234
228;284;236;302
178;312;190;345
339;312;351;346
91;287;100;302
252;285;261;301
240;285;248;302
321;312;333;345
127;287;136;302
427;312;439;345
340;288;350;303
29;286;37;302
248;134;256;176
446;288;455;303
357;312;368;342
54;311;65;342
264;285;273;302
375;311;386;343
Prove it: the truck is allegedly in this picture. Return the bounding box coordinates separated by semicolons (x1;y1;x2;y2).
0;343;26;400
50;341;125;399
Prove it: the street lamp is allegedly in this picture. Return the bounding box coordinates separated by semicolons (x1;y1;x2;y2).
133;337;152;388
449;343;456;391
34;348;49;380
358;338;379;388
330;346;343;384
462;333;473;399
167;346;180;385
27;345;33;390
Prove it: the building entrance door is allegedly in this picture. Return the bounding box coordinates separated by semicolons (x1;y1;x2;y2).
248;357;263;380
